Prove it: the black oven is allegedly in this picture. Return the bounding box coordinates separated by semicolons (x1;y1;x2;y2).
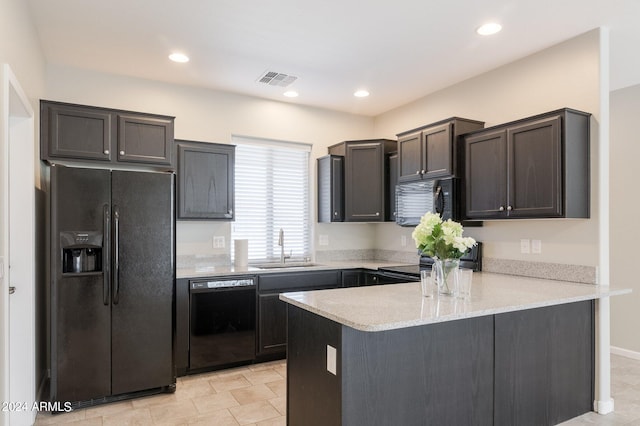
189;276;256;372
377;243;483;279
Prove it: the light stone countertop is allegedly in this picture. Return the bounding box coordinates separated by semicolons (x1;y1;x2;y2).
176;260;408;279
279;272;631;332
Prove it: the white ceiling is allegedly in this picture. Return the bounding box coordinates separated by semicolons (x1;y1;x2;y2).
26;0;640;116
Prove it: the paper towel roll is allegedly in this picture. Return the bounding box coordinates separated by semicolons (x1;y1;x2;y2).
234;239;248;267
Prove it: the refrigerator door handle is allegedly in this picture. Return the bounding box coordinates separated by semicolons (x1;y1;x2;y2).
103;204;111;305
113;205;120;305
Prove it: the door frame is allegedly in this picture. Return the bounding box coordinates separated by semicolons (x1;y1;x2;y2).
0;63;36;426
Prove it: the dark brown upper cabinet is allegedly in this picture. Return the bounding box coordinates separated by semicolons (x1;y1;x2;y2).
388;151;398;221
328;139;397;222
117;114;173;166
41;102;114;162
465;129;507;218
41;100;175;170
176;140;235;220
317;155;344;222
397;117;484;183
464;108;590;220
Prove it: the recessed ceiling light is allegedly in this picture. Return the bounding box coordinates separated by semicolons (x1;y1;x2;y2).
169;53;189;63
354;90;370;98
476;23;502;36
283;90;299;98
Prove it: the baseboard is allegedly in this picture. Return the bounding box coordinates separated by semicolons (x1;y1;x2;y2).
611;346;640;360
590;347;639;415
594;398;615;414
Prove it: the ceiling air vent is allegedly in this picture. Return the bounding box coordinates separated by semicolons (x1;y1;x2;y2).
257;71;297;87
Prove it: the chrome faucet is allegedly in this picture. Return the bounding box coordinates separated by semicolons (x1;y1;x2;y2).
278;228;291;264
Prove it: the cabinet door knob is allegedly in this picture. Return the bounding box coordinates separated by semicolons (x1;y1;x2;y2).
421;169;425;174
119;150;125;155
507;205;513;211
416;170;420;175
334;211;338;216
499;206;505;211
104;149;110;155
228;209;233;215
375;212;380;216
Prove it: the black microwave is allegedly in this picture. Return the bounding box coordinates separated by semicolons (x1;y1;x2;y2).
395;177;461;226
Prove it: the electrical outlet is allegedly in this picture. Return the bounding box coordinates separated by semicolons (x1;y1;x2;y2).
520;239;530;254
531;239;542;254
401;235;407;247
213;236;225;249
319;235;329;246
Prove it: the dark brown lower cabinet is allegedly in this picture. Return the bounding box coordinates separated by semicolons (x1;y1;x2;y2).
256;270;341;358
287;300;594;426
257;293;288;356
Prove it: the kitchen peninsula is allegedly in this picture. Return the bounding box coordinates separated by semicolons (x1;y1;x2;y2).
280;273;629;426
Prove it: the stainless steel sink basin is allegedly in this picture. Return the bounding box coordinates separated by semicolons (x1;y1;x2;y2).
254;262;322;269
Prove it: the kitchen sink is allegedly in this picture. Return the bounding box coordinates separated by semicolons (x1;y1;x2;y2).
254;262;322;269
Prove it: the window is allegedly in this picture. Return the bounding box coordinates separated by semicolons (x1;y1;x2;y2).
231;135;311;263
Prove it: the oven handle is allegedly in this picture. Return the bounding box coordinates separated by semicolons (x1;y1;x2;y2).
376;270;421;282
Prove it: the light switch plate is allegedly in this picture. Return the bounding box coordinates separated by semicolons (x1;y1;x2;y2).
520;239;530;254
327;345;337;375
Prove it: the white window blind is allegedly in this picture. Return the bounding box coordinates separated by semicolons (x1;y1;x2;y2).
232;136;311;263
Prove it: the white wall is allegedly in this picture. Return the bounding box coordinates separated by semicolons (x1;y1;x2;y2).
374;30;601;267
44;65;377;258
0;0;45;103
44;30;603;267
0;0;47;418
610;83;640;353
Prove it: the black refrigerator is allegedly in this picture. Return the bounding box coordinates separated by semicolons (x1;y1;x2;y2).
49;166;175;404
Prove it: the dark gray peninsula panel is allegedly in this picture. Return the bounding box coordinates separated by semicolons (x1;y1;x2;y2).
280;274;614;426
494;302;594;426
288;305;494;426
287;301;593;426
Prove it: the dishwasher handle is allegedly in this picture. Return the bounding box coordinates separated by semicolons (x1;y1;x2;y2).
190;278;256;292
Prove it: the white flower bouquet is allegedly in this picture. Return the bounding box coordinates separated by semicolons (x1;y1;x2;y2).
411;212;476;259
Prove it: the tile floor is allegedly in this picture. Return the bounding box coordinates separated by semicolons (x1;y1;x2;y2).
561;354;640;425
35;360;287;426
35;354;640;425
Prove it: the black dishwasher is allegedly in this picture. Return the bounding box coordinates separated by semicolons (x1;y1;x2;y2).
189;276;256;372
